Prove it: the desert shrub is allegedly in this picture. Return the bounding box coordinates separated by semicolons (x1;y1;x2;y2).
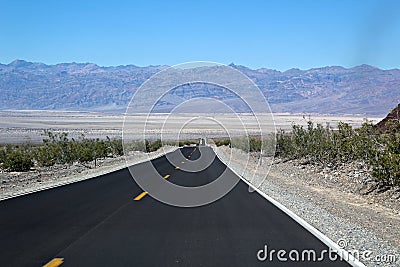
145;139;162;152
2;149;34;172
35;131;74;166
1;132;130;171
35;145;58;167
371;150;400;186
215;135;275;155
123;138;187;154
213;135;273;155
259;134;277;156
34;132;125;166
368;132;400;186
124;140;146;152
231;137;249;151
249;136;262;152
0;148;6;163
276;129;295;158
78;145;95;163
334;122;353;159
277;121;357;164
215;139;231;147
109;138;124;156
36;131;72;166
275;120;400;187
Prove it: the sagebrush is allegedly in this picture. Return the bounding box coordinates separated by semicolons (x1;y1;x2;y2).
276;120;399;187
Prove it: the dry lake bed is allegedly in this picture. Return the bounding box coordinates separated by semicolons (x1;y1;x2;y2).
0;110;383;144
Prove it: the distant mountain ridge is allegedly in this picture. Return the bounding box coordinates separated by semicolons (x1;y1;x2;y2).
1;60;399;115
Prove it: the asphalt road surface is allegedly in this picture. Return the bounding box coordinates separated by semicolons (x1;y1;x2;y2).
0;147;352;266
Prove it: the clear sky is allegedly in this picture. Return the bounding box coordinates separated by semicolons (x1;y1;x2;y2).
1;0;399;70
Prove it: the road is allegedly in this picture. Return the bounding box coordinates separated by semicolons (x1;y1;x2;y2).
0;147;351;266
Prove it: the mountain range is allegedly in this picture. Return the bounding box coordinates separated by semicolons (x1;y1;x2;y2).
1;60;399;116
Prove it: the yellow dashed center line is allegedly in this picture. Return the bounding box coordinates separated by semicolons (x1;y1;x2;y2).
134;191;148;201
43;258;64;267
187;148;196;159
134;174;171;201
134;147;196;202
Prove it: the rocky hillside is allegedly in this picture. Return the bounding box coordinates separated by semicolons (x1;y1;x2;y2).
377;103;400;131
1;60;399;115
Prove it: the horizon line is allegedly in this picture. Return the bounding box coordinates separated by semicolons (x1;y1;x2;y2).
1;59;399;72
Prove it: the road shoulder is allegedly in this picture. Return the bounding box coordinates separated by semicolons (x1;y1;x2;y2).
213;145;400;267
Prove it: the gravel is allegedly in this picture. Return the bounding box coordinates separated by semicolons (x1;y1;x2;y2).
213;145;399;267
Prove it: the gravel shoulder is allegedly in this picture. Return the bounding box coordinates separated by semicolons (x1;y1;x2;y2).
213;145;400;267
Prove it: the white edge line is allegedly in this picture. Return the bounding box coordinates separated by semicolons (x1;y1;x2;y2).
0;147;180;202
211;146;366;267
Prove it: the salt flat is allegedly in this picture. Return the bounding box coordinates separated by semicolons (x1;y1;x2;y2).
0;110;383;143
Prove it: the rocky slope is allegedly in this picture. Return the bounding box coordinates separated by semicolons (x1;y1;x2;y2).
377;103;400;131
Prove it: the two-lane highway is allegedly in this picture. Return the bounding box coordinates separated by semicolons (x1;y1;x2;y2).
0;147;352;266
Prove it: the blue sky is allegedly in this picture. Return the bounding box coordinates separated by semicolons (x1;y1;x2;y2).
0;0;399;70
